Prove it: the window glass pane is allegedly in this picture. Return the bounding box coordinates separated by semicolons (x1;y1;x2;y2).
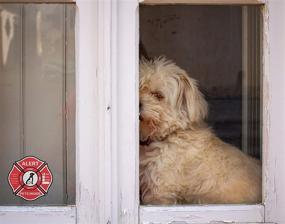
139;5;262;205
0;3;75;205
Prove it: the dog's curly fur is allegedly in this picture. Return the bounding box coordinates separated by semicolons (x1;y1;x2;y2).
139;57;261;205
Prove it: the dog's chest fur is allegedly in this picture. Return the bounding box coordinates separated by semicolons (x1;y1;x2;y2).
139;128;262;204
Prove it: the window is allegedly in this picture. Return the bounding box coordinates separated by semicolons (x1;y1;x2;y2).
139;4;262;205
0;3;75;205
137;0;282;223
140;4;262;159
1;0;285;223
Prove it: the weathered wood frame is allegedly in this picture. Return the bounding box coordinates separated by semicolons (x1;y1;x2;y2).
0;0;285;223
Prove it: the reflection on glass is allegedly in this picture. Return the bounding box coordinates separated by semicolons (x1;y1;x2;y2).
0;4;75;205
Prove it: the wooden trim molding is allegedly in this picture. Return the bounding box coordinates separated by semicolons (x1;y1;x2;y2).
140;0;265;5
264;0;285;223
75;0;139;223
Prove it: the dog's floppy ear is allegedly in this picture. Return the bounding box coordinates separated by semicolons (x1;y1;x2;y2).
177;72;208;125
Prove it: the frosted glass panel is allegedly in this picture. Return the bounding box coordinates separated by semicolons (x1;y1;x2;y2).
0;4;75;205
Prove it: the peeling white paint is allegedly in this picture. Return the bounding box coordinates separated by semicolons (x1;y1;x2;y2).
140;205;264;224
75;1;100;223
264;0;285;223
0;206;76;224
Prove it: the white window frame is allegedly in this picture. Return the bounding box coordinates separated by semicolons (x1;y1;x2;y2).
0;0;284;223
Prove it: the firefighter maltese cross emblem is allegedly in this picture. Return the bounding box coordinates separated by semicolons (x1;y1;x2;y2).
8;156;53;201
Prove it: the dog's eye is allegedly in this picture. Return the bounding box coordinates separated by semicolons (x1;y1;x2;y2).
151;91;164;101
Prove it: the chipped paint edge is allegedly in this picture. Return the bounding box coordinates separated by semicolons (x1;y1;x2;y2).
140;205;264;223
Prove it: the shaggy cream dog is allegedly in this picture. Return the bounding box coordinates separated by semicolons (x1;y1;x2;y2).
139;57;261;204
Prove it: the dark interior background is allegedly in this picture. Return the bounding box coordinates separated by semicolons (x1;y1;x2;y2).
140;5;243;151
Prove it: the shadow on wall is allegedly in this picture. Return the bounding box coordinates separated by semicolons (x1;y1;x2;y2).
140;5;244;152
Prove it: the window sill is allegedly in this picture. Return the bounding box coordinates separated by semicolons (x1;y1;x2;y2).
0;206;76;224
140;204;264;223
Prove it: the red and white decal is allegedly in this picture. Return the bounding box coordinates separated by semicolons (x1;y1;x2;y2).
8;156;53;201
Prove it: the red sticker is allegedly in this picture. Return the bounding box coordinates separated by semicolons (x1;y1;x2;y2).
8;156;53;201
